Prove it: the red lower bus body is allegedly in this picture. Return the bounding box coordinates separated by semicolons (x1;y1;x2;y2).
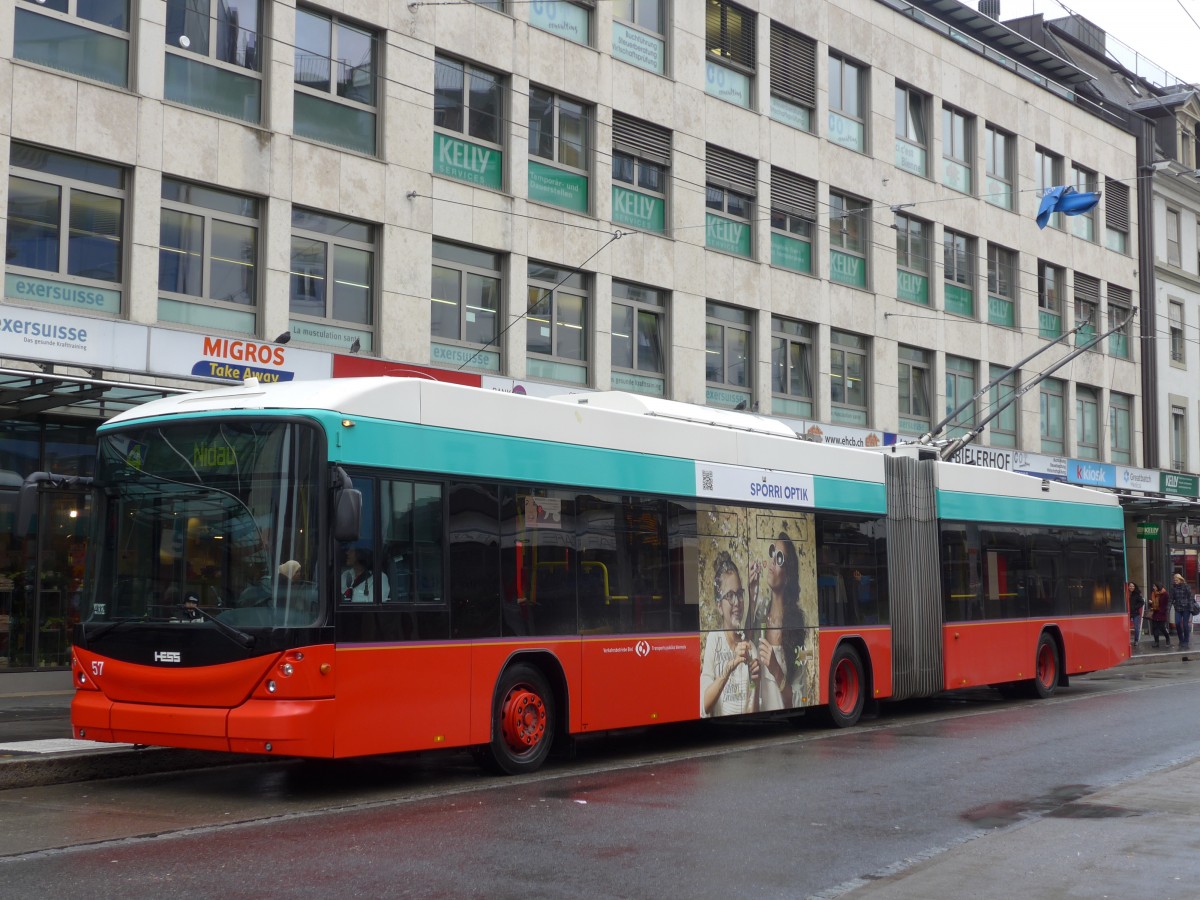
70;614;1129;759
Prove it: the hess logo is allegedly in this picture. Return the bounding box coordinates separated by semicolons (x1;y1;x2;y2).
154;651;181;663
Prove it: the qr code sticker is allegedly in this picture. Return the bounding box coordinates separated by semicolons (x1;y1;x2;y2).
701;469;714;492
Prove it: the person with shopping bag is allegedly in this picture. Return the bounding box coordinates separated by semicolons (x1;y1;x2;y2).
1150;582;1171;648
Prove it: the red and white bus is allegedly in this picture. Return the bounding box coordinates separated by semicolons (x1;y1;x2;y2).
64;378;1127;773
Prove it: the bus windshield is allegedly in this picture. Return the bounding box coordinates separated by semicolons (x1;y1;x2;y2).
87;418;323;630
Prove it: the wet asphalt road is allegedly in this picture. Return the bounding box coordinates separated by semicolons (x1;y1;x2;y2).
3;661;1200;898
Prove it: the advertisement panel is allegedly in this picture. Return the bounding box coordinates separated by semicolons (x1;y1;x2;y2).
148;331;331;383
0;305;148;370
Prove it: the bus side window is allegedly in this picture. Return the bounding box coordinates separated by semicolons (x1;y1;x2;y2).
337;476;377;605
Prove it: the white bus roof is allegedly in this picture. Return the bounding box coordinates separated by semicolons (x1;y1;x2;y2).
103;376;886;483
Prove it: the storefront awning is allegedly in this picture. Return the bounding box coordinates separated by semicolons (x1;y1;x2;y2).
1120;494;1200;516
0;367;189;420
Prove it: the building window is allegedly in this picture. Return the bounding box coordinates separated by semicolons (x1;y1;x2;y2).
611;280;666;396
1171;403;1188;471
1038;261;1063;339
527;261;588;384
770;168;816;274
1075;385;1099;460
897;346;931;435
771;316;813;418
943;229;975;318
1074;274;1100;351
431;241;502;372
165;0;262;122
1166;208;1182;267
894;213;930;305
1170;300;1185;365
705;0;755;108
985;124;1013;210
1108;284;1132;358
1035;148;1063;229
288;209;375;353
706;146;756;258
612;0;666;75
529;86;591;212
1104;177;1129;253
829;191;869;288
294;8;378;155
15;0;129;87
944;355;976;438
986;243;1017;328
830;330;868;426
529;0;591;47
769;21;816;132
612;113;669;235
894;85;928;176
1070;165;1097;241
433;55;504;190
6;143;125;316
1109;392;1132;464
705;301;751;407
829;53;867;153
158;178;259;334
989;364;1018;449
942;107;973;194
1040;377;1065;455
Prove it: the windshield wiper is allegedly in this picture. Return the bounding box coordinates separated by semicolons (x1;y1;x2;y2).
85;617;148;643
183;605;256;650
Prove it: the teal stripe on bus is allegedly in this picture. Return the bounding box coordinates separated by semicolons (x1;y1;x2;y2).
323;413;698;495
811;475;886;514
937;489;1123;529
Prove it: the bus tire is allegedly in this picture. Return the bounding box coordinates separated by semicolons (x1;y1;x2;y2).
1032;633;1060;699
486;663;555;776
827;644;865;728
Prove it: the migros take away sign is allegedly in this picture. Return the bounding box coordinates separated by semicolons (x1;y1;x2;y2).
148;330;331;384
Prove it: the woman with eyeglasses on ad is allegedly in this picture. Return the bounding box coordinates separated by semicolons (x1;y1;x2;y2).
700;550;760;717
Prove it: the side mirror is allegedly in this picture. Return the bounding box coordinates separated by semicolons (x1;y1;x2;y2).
17;472;94;534
331;466;361;544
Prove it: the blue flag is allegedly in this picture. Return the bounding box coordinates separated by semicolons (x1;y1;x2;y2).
1036;185;1101;229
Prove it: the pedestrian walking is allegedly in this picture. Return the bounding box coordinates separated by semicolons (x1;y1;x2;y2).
1169;574;1195;650
1150;582;1171;648
1129;582;1145;648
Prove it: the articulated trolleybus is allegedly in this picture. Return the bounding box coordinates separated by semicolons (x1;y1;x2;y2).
68;377;1127;774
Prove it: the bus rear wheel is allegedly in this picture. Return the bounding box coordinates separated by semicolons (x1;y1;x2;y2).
1032;633;1060;699
828;644;865;728
486;663;555;775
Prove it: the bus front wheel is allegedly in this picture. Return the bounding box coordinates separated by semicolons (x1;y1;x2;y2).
485;663;555;775
827;644;866;728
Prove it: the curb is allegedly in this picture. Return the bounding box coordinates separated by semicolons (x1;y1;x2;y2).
0;747;262;791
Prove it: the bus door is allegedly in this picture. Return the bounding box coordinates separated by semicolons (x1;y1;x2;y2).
333;473;464;754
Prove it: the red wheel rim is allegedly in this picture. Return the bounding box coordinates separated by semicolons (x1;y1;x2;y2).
1036;643;1056;688
833;658;860;714
501;686;546;754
